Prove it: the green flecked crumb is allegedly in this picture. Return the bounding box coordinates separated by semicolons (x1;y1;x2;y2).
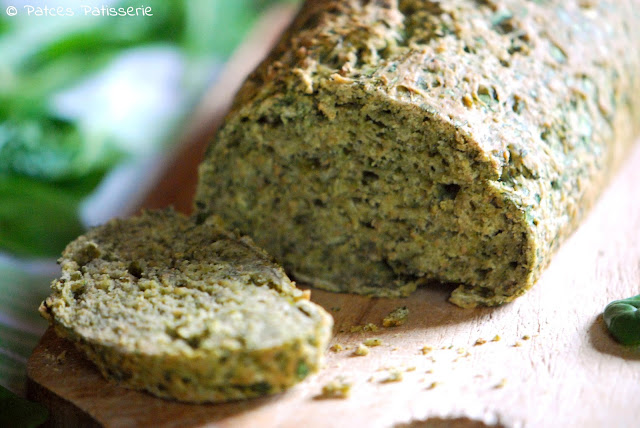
317;377;351;399
353;343;370;356
329;344;344;352
350;323;379;333
364;323;378;332
363;338;383;347
380;369;403;383
382;306;409;327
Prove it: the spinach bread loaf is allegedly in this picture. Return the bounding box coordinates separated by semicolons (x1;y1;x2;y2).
39;209;333;403
196;0;640;307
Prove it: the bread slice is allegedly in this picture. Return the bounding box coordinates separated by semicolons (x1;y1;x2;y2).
39;209;333;403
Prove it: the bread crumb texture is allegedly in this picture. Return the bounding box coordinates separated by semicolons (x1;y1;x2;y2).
363;338;383;347
381;369;404;383
354;343;370;356
329;343;344;352
382;306;409;327
317;376;352;399
39;209;333;403
495;378;508;389
350;322;379;333
421;345;433;355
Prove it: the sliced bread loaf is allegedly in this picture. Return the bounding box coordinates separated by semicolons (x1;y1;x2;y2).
39;209;333;403
195;0;640;307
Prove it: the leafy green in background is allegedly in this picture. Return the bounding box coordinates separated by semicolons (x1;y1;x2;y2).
0;0;300;414
0;0;298;258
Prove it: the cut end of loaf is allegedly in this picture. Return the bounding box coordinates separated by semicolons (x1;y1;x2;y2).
197;0;640;307
196;87;537;307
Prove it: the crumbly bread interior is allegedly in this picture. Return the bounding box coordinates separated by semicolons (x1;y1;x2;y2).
196;0;640;307
197;91;532;304
40;209;333;402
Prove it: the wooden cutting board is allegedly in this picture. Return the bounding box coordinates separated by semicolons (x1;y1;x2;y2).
26;141;640;427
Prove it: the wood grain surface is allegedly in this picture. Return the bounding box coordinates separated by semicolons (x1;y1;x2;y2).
27;141;640;427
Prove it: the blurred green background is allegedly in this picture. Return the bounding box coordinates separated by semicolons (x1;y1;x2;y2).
1;0;298;258
0;0;298;415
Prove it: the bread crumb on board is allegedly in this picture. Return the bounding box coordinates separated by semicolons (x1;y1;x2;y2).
329;344;344;352
494;378;508;389
491;335;501;342
363;338;383;347
380;369;404;383
474;338;487;346
316;377;352;399
353;343;370;356
382;306;409;327
350;323;379;333
421;345;433;355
